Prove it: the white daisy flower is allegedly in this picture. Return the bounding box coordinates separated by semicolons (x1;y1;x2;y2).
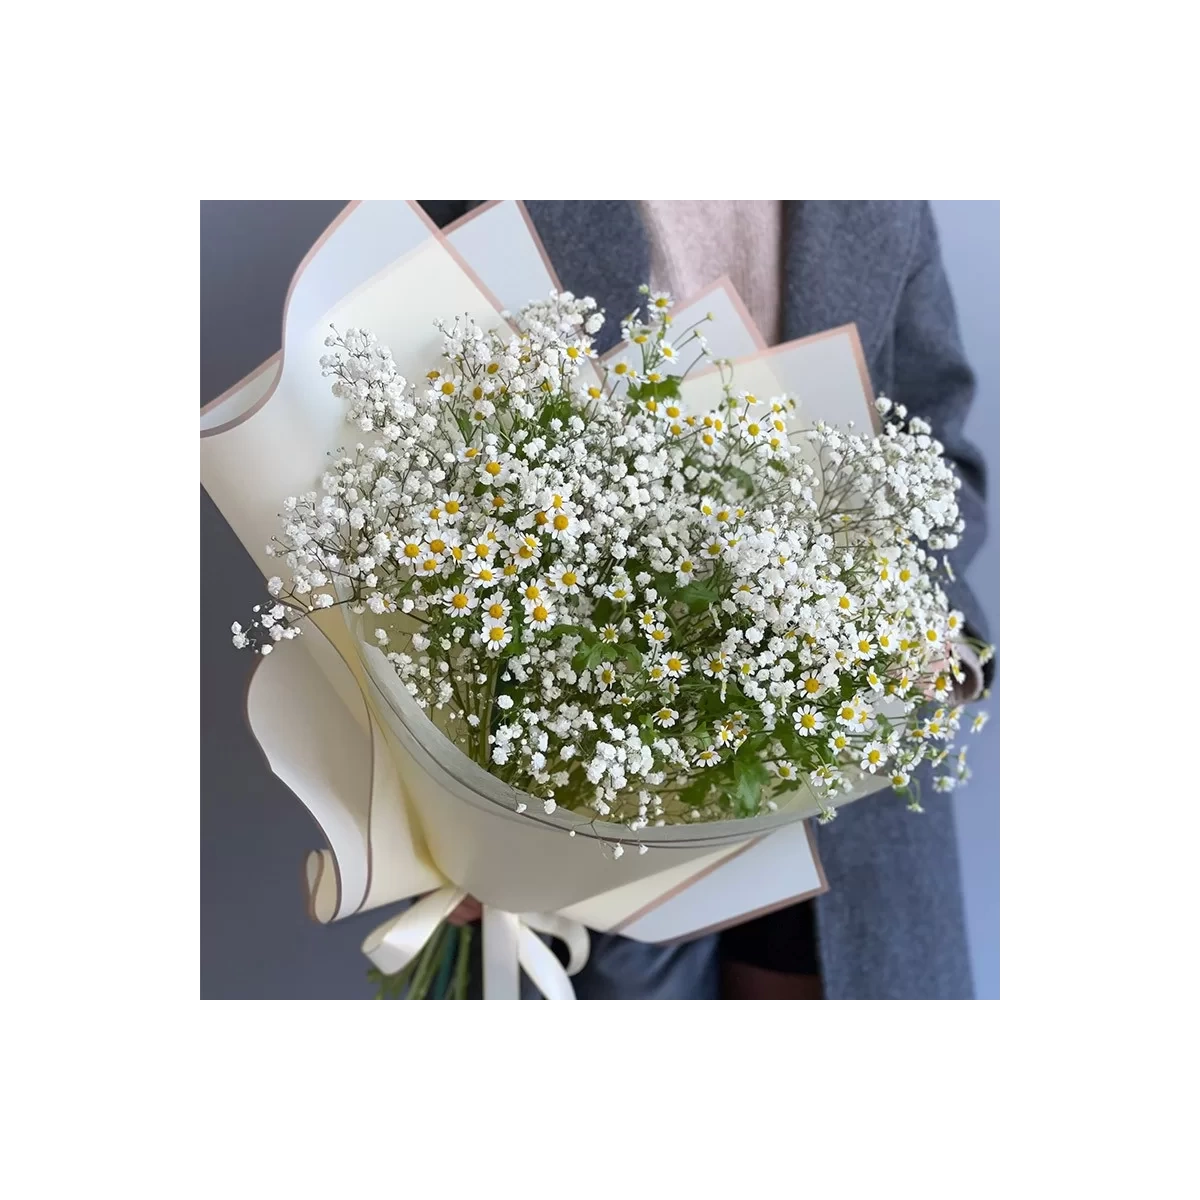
860;742;887;773
443;587;477;616
793;705;825;736
549;564;583;593
662;653;690;679
483;620;512;652
526;601;556;632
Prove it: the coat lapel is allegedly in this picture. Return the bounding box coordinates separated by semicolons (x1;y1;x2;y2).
524;201;649;353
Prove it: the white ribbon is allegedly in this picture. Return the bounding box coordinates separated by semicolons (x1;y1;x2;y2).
361;886;590;1000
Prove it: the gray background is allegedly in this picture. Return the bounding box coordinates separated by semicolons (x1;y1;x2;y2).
200;200;1000;1000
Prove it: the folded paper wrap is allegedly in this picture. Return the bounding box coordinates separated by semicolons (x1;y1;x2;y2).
204;200;888;998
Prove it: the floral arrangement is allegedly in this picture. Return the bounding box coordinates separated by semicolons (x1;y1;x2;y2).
234;288;993;838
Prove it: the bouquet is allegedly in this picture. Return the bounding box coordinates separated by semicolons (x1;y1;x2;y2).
204;200;993;999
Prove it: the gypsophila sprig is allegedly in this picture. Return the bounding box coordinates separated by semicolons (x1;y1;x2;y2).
235;290;994;827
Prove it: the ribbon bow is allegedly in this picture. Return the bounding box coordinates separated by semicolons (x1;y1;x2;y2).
362;885;591;1000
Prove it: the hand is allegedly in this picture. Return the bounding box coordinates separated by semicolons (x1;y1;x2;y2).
447;894;482;926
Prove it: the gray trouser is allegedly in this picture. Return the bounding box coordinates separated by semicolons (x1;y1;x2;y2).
515;930;720;1000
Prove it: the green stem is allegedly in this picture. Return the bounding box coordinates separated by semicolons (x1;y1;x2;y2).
452;924;474;1000
407;923;448;1000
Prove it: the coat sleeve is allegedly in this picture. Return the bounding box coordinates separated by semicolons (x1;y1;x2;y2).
891;202;994;684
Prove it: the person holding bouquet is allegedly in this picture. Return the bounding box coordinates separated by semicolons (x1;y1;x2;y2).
422;200;992;1001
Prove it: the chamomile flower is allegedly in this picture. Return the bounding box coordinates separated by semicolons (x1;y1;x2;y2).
598;623;621;644
662;653;690;679
676;557;698;586
847;626;875;660
827;730;851;755
526;601;556;632
470;560;501;588
483;620;513;652
793;705;825;736
482;597;512;623
700;651;729;679
654;707;679;728
797;671;825;700
860;742;887;773
607;578;634;604
547;508;577;539
695;748;721;768
972;712;990;733
772;762;798;781
549;564;583;593
478;451;513;486
443;586;477;616
644;622;671;647
595;663;619;690
508;533;543;570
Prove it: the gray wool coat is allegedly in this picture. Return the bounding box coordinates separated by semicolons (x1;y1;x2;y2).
422;201;990;1000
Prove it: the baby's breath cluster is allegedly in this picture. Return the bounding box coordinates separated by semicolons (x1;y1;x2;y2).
236;287;992;828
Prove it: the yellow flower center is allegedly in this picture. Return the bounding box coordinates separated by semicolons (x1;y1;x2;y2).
554;514;570;531
441;381;455;395
532;605;549;622
452;594;469;609
489;626;506;641
561;571;577;587
488;603;505;619
429;539;445;554
485;461;502;476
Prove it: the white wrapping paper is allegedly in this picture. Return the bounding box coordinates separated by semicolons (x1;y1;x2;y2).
203;201;889;997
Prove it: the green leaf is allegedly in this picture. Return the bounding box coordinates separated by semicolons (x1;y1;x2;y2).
679;777;713;808
677;581;719;612
730;753;769;817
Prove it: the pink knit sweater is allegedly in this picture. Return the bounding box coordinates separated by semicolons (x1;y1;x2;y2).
640;201;784;345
